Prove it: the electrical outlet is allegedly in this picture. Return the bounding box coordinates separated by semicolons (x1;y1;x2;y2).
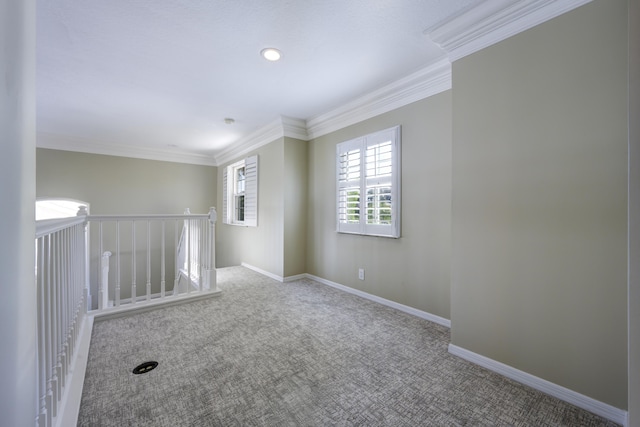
358;268;365;280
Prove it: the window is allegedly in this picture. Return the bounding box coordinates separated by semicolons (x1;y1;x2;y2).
336;126;400;238
223;155;258;226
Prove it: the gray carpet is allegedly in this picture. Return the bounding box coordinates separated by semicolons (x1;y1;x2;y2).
78;266;619;426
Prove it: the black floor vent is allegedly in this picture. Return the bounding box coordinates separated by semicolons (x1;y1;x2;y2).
132;361;158;375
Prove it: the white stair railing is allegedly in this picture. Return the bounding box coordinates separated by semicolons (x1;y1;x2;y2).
34;207;219;426
175;207;217;295
35;212;89;427
89;208;217;312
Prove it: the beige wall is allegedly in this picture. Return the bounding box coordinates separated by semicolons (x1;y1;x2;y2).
628;0;640;423
36;148;217;214
36;148;218;305
283;137;308;277
216;137;308;279
307;93;452;319
216;139;285;276
451;0;628;409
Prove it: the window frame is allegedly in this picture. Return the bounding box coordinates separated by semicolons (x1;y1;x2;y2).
336;125;401;238
223;155;258;227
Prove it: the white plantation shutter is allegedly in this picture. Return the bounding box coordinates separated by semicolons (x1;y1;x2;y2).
222;155;258;227
243;155;258;227
336;126;400;238
337;137;363;234
222;167;229;224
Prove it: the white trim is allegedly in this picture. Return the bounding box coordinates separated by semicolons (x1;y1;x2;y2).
215;116;307;166
426;0;593;62
54;315;93;427
336;125;401;238
37;132;217;166
241;264;451;327
305;273;451;328
306;59;451;139
36;216;86;238
93;290;222;322
217;60;451;163
241;262;284;282
40;59;450;165
448;344;628;426
281;116;309;141
53;290;222;426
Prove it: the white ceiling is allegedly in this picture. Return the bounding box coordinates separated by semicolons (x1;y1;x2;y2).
36;0;483;164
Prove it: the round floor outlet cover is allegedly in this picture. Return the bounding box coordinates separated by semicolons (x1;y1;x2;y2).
132;361;158;375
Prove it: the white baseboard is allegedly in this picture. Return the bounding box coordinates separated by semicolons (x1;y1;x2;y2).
95;290;221;322
55;314;94;427
284;273;307;282
241;262;284;282
448;344;628;427
304;273;451;328
238;264;451;328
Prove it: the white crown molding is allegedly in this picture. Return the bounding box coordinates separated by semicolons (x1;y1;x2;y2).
426;0;594;62
218;60;452;161
306;58;451;140
37;132;217;166
281;116;309;141
40;60;451;165
448;344;628;426
215;116;308;166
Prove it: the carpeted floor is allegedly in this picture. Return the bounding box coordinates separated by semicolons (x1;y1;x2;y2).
77;266;619;426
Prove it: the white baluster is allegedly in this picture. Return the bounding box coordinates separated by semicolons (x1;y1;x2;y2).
207;207;217;291
116;221;121;307
37;236;48;427
161;220;166;298
101;251;112;310
187;216;191;295
131;221;136;305
174;220;179;295
200;218;205;291
77;206;91;312
44;234;53;427
56;230;65;403
51;232;60;416
62;228;70;392
146;221;151;301
98;221;104;310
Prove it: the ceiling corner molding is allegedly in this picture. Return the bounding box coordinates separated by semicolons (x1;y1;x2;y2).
281;116;310;141
37;132;218;166
426;0;593;62
215;117;285;166
306;58;451;140
215;116;309;166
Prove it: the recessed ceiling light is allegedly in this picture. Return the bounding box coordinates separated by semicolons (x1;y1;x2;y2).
261;48;282;62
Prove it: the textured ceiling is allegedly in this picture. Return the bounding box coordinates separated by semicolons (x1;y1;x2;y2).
37;0;481;162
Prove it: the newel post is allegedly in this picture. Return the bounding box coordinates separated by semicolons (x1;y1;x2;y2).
77;206;91;312
207;207;217;291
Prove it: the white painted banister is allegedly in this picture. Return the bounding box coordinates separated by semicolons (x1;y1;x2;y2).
206;207;218;291
35;214;88;427
100;251;112;310
86;209;218;312
33;208;219;426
